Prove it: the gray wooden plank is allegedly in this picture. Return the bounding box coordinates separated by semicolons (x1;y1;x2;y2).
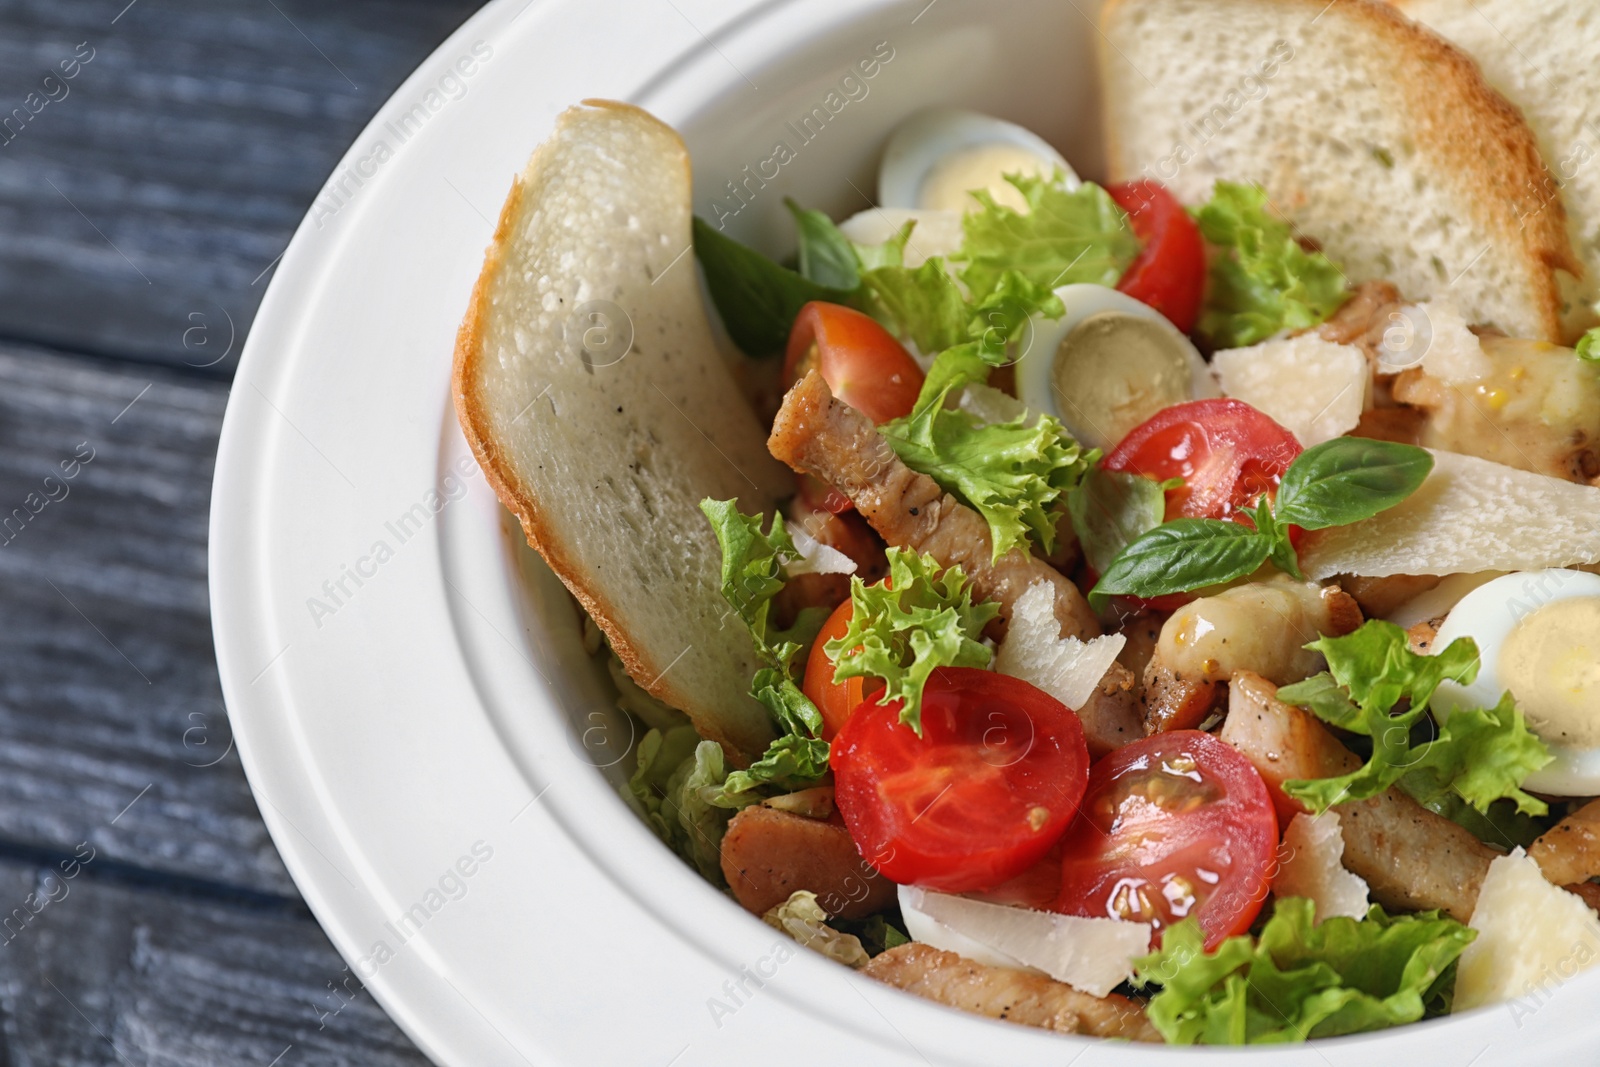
0;0;483;373
0;858;430;1067
0;340;297;897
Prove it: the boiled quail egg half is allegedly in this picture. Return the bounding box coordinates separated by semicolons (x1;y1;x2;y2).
1432;568;1600;796
1014;284;1218;452
878;107;1076;213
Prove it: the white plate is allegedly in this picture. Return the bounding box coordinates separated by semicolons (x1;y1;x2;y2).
209;0;1600;1063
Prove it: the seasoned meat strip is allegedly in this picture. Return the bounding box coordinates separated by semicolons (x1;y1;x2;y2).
862;943;1160;1041
769;371;1098;640
720;805;895;920
1222;671;1495;922
1530;798;1600;887
768;372;1141;752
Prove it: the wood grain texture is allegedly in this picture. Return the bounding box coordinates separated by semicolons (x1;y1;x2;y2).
0;0;482;374
0;1;497;1061
0;339;298;896
0;858;431;1066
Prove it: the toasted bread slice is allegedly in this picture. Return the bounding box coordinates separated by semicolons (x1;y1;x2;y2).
1099;0;1579;341
1394;0;1600;334
453;101;790;762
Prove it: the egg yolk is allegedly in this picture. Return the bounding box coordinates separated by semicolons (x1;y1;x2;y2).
1501;596;1600;746
920;143;1052;213
1051;312;1194;451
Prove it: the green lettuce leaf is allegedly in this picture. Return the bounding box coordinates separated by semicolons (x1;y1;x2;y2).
825;548;999;734
699;498;824;682
957;173;1140;302
628;726;752;883
1397;692;1553;818
881;383;1096;560
1576;326;1600;364
700;500;831;796
1194;181;1350;348
1134;898;1474;1044
860;257;972;355
1067;468;1177;575
1279;621;1550;815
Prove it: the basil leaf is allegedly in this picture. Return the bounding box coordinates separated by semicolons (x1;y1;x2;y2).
785;198;861;291
1274;438;1434;531
1090;520;1272;606
1067;468;1168;575
692;216;853;357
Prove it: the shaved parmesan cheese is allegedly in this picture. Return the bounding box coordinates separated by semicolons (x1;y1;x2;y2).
837;208;963;268
899;884;1151;997
1454;849;1600;1012
1272;812;1369;921
995;581;1126;709
784;521;856;577
1300;450;1600;579
958;381;1030;426
1417;300;1493;384
1211;334;1368;446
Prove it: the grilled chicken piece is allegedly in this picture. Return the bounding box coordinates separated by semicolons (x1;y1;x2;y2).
768;371;1142;752
1530;799;1600;887
1334;790;1494;923
1315;279;1404;357
863;944;1160;1041
1221;672;1495;922
1144;577;1362;733
770;371;1097;640
720;805;895;920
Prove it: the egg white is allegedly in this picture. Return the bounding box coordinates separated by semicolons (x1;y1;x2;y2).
1433;568;1600;796
878;107;1073;211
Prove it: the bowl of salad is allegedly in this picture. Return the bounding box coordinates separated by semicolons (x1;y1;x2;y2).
274;0;1600;1060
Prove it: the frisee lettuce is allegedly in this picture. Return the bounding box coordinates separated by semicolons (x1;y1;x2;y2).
881;384;1097;560
956;172;1140;302
1194;181;1350;349
1280;620;1552;816
700;499;831;796
1134;898;1474;1044
824;548;999;735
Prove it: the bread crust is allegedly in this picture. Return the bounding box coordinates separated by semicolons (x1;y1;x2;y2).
451;101;772;762
1098;0;1579;340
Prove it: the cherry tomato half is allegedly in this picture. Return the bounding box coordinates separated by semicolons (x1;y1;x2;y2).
1102;398;1303;524
1054;730;1278;949
803;597;879;740
832;667;1091;893
1108;180;1206;334
784;302;924;424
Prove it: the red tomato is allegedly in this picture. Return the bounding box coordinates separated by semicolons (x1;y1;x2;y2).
1054;730;1278;949
832;668;1091;893
802;598;877;740
1102;399;1303;524
783;302;923;424
1108;180;1206;334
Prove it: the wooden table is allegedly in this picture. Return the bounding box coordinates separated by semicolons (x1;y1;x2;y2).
0;1;484;1061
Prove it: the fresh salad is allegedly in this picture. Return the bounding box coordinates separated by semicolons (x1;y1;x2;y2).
610;104;1600;1046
